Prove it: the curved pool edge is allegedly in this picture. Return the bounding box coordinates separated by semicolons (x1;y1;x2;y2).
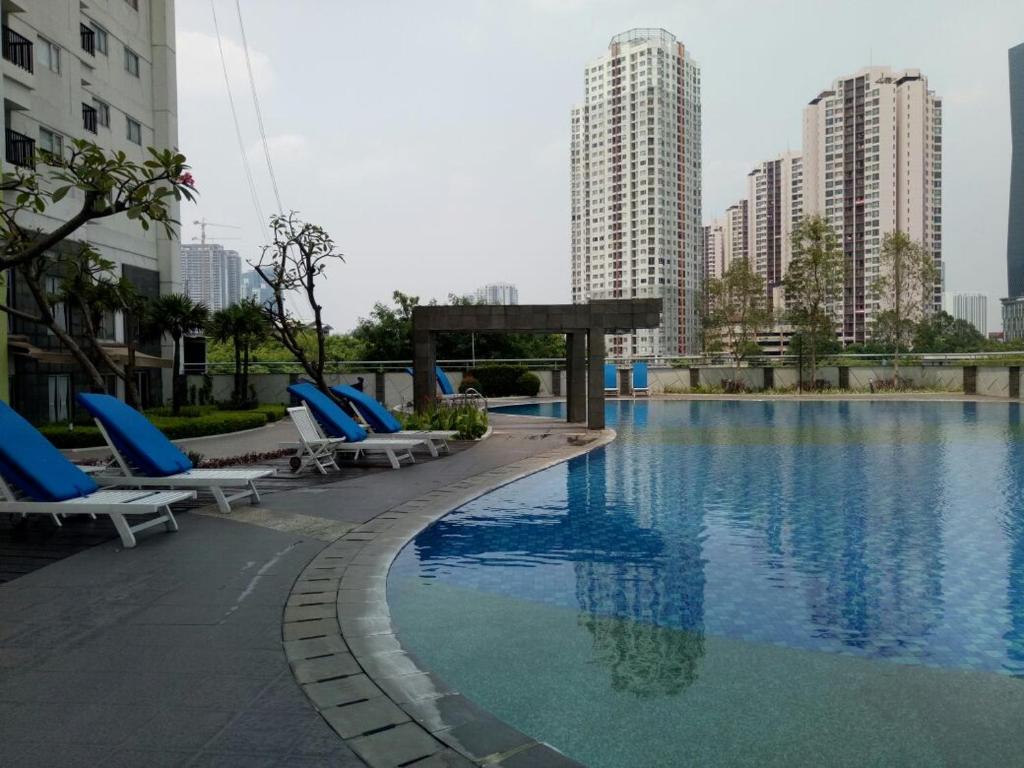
282;426;615;767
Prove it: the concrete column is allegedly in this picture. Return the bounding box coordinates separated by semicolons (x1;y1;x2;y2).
412;328;436;413
587;327;605;430
566;332;587;424
374;370;386;406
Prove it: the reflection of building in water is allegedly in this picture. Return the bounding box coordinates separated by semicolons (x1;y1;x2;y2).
572;401;707;697
1003;405;1024;672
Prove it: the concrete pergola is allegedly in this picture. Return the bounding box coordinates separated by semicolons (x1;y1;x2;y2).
412;299;663;430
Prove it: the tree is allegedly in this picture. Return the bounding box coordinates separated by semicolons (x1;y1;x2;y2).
913;311;988;353
148;294;208;415
871;231;941;376
351;291;419;361
784;216;844;387
703;259;770;371
253;213;344;394
0;140;196;275
209;299;269;405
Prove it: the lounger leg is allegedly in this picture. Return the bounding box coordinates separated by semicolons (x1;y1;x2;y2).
248;480;261;506
425;441;439;458
211;486;231;515
110;514;137;548
162;506;179;533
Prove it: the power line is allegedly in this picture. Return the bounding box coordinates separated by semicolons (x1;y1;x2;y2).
234;0;284;215
209;0;266;234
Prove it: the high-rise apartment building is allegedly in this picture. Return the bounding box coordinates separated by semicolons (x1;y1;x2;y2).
571;28;702;357
474;282;519;305
241;269;274;307
748;152;803;309
722;200;749;275
944;292;988;333
702;219;725;283
1004;43;1024;340
2;0;179;418
803;67;943;343
181;243;241;313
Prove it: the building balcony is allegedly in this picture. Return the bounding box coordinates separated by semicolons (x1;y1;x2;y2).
5;128;34;168
2;26;33;72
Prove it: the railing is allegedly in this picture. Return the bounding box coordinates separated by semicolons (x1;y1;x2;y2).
82;103;98;134
5;128;34;168
2;26;33;72
80;25;95;56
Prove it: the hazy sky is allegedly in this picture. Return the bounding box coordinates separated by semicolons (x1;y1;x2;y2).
176;0;1024;332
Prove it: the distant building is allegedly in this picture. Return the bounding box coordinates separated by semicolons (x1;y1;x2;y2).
803;67;943;343
571;28;703;357
181;243;241;312
748;152;803;309
1005;43;1024;339
241;270;275;307
702;220;725;283
945;293;987;333
723;200;749;274
474;282;519;305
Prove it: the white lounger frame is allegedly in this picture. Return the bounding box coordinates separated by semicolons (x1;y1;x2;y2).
90;420;275;514
0;474;194;549
281;406;420;473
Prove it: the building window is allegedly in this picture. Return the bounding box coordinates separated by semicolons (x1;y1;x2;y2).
90;23;108;55
37;38;60;73
126;117;142;145
125;0;139;9
94;99;110;128
124;47;139;77
38;127;63;157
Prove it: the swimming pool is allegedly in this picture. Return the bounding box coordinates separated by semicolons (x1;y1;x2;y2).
389;400;1024;767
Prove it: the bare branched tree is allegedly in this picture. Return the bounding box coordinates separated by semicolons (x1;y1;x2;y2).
253;213;345;393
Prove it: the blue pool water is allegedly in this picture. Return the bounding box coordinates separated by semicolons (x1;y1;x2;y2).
389;401;1024;767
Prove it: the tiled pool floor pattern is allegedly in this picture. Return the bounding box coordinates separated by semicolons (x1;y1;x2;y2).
390;400;1024;767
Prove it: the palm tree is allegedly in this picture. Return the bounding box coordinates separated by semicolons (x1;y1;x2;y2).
208;304;243;404
208;299;268;406
148;293;208;414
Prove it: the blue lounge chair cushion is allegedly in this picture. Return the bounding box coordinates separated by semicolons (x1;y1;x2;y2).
604;364;617;391
0;400;99;502
330;385;402;434
77;393;192;477
633;362;649;390
435;366;456;396
288;383;368;442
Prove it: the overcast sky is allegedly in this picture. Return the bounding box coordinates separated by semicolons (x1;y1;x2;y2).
176;0;1024;333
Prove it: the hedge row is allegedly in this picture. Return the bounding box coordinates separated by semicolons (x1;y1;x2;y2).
40;408;279;449
458;365;541;397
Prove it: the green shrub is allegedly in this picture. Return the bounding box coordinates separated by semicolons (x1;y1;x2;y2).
145;405;208;419
38;424;104;449
255;404;287;422
458;374;480;394
41;409;272;449
397;402;488;440
463;364;540;397
516;371;541;397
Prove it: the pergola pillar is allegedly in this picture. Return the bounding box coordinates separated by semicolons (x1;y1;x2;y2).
412;327;436;413
587;327;605;430
566;331;587;424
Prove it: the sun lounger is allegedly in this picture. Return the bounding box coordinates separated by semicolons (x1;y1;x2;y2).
632;362;650;396
0;401;194;548
329;384;456;456
285;384;425;471
604;363;618;395
76;393;274;514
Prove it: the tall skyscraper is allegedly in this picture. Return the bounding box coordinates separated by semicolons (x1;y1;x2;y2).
803;67;943;343
702;220;725;283
722;200;749;274
181;243;241;312
1004;44;1024;340
945;292;988;333
571;28;702;357
748;152;803;309
241;270;275;307
474;282;519;305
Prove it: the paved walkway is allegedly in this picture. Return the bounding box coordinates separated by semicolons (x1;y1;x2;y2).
0;415;596;767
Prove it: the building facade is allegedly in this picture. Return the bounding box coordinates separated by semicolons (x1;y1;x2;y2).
474;282;519;305
803;67;943;343
571;28;702;358
241;269;274;307
945;292;988;333
1005;43;1024;339
702;219;724;283
747;152;803;309
722;200;749;274
181;243;241;313
2;0;179;418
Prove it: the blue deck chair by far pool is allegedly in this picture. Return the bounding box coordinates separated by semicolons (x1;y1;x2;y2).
604;363;618;395
632;362;650;396
405;366;460;398
330;385;456;455
0;400;194;548
283;383;427;472
77;393;274;515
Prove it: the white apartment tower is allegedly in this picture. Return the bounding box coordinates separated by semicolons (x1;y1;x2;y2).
722;200;749;274
702;219;725;283
474;282;519;305
1;0;179;414
747;152;803;309
803;67;943;343
181;243;240;312
571;28;702;357
945;292;988;333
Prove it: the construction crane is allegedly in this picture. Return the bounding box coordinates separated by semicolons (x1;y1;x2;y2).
193;218;241;244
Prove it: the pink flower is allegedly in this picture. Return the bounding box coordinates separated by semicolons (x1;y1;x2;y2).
178;172;195;188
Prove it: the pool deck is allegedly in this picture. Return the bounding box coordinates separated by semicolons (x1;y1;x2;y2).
0;412;607;768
